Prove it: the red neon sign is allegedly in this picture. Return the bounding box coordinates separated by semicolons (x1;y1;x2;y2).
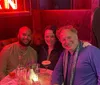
0;0;17;10
0;0;31;15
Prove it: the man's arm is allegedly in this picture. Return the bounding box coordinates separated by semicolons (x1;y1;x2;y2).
89;46;100;85
0;47;8;80
51;52;64;85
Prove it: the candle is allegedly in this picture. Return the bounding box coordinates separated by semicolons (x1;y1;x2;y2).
29;69;38;82
32;74;38;82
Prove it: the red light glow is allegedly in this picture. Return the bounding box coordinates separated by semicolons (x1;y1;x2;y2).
0;0;3;9
0;0;31;15
0;0;17;10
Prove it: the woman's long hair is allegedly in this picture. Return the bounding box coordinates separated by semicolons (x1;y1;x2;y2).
43;25;63;50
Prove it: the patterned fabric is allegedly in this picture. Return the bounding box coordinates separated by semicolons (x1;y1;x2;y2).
63;41;83;85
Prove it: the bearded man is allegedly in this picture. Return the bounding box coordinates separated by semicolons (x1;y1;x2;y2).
0;26;37;80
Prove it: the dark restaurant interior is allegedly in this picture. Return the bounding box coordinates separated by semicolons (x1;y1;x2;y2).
0;0;100;84
0;0;99;51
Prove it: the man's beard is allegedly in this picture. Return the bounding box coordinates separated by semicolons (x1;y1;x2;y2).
19;39;31;47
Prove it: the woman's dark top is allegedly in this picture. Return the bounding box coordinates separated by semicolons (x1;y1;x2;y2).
38;44;63;70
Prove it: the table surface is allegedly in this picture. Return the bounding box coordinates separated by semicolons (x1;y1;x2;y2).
0;68;53;85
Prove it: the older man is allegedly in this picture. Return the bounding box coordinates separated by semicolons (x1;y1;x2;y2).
0;26;37;80
51;25;100;85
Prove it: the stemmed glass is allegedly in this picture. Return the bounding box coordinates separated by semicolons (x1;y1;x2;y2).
32;63;40;74
29;63;41;84
42;60;51;73
16;56;27;84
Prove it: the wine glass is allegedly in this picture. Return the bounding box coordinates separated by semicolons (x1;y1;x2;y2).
16;56;27;84
29;63;41;84
42;60;51;72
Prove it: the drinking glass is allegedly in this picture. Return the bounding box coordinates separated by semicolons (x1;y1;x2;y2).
16;56;27;84
42;60;51;72
28;63;41;84
32;63;40;74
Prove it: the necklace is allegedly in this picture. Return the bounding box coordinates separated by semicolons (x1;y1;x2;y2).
18;46;29;63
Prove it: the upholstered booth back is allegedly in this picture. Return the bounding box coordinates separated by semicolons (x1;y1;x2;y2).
32;10;92;42
0;10;92;51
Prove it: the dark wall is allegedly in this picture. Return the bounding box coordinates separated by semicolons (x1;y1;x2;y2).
32;0;91;10
54;0;71;9
32;0;71;9
0;15;33;40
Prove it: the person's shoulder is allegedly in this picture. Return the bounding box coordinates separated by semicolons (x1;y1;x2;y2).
60;50;66;56
28;46;37;53
0;42;18;54
85;45;99;50
2;42;18;50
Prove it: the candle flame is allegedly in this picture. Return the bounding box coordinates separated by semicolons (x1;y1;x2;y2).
29;69;38;82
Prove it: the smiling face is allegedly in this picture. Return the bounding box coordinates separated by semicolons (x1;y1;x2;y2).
18;26;32;47
59;29;79;53
44;29;56;47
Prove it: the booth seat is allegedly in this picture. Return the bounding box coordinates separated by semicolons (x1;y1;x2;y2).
32;10;92;42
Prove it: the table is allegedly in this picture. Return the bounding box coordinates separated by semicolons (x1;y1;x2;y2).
0;68;53;85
